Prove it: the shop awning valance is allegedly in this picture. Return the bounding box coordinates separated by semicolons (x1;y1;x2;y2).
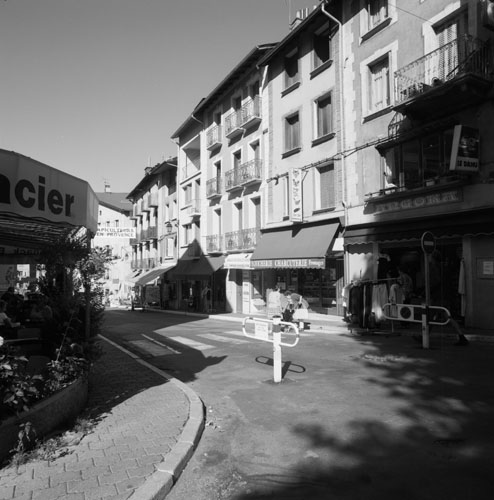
134;263;176;286
168;255;225;279
344;208;494;245
250;221;340;269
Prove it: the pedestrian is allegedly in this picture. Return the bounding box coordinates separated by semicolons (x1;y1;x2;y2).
0;299;21;339
202;284;212;313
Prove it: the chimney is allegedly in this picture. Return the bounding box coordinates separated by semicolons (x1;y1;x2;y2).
290;7;310;30
104;181;111;193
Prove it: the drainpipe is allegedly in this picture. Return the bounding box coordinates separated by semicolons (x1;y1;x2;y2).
321;0;349;283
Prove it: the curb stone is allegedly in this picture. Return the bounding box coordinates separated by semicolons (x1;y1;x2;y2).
100;336;205;500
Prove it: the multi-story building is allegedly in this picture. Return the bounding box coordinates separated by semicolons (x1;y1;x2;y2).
93;184;133;306
171;44;276;314
127;158;178;308
249;4;346;315
339;0;494;330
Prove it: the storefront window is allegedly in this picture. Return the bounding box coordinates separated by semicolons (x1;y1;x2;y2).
385;128;457;189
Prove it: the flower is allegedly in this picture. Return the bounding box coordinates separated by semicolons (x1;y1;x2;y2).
0;336;4;348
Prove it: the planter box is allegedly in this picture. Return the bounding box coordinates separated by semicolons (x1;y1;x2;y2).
0;376;88;462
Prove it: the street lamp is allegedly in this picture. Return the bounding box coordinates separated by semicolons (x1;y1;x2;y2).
165;221;176;234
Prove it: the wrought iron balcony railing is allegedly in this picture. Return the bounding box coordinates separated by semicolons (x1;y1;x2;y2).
206;177;222;198
224;159;263;191
224;227;259;252
395;35;493;104
206;234;223;253
206;124;222;150
224;96;261;138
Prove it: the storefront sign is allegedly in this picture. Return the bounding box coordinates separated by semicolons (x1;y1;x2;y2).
373;189;462;214
224;253;253;270
289;168;303;223
251;258;325;269
95;227;136;238
0;151;98;232
449;125;479;172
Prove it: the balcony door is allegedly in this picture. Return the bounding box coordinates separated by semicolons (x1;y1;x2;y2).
435;12;468;81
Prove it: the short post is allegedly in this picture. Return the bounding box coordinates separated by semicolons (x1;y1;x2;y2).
272;315;282;383
421;305;430;349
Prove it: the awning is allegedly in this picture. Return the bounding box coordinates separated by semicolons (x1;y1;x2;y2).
251;221;340;269
125;270;142;284
344;209;494;245
135;263;176;286
168;255;225;279
224;253;252;270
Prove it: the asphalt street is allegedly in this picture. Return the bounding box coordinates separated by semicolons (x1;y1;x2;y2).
104;310;494;500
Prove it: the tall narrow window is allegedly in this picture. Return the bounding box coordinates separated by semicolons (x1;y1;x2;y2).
315;94;332;138
368;56;390;113
313;26;331;69
253;198;261;229
284;50;299;88
233;150;242;169
368;0;388;30
318;164;335;209
284;113;300;152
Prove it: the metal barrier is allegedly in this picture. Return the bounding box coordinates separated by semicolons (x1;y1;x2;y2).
382;303;451;348
242;316;299;383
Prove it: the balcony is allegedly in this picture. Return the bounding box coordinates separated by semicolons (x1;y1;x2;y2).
131;201;142;219
141;196;150;212
224;228;259;252
224;96;262;139
224;159;263;191
186;199;201;218
148;192;159;207
394;36;494;119
143;257;158;269
206;234;223;254
206;177;222;198
140;226;157;241
206;125;222;151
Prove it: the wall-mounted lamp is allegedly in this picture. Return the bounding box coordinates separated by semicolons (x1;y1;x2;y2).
165;221;177;234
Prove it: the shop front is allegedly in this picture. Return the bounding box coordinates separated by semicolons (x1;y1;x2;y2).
250;220;344;316
167;255;226;313
132;263;176;309
344;208;494;330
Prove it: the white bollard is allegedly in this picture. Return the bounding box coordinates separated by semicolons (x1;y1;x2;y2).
272;315;282;383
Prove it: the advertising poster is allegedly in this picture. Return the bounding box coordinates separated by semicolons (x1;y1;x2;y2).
449;125;480;173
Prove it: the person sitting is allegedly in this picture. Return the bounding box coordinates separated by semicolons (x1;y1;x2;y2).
0;299;21;339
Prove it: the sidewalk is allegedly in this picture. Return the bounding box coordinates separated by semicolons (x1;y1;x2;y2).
0;336;204;500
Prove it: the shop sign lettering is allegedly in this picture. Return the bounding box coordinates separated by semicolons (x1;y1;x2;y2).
0;174;75;216
95;227;136;238
251;258;325;269
373;189;461;214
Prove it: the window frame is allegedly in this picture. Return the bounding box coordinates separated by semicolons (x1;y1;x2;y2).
283;111;301;156
313;92;334;143
283;48;300;91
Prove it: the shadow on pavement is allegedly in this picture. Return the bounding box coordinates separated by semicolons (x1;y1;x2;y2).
234;335;494;500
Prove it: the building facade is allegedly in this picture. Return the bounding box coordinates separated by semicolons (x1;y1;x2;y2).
93;187;133;306
250;4;346;315
340;0;494;329
127;159;178;308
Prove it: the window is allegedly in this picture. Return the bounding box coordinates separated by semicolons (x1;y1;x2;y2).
284;113;300;153
368;0;388;30
368;56;390;113
317;164;335;209
165;236;175;258
313;26;331;69
315;93;333;139
183;184;192;205
233;150;242;169
184;224;193;245
284;50;299;89
384;129;454;190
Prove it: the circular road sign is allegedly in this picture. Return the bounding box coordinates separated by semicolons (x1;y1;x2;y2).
421;231;436;254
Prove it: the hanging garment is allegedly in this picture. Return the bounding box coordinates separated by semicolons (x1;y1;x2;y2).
371;283;389;322
458;258;466;317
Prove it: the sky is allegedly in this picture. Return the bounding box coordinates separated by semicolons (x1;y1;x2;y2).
1;0;315;194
